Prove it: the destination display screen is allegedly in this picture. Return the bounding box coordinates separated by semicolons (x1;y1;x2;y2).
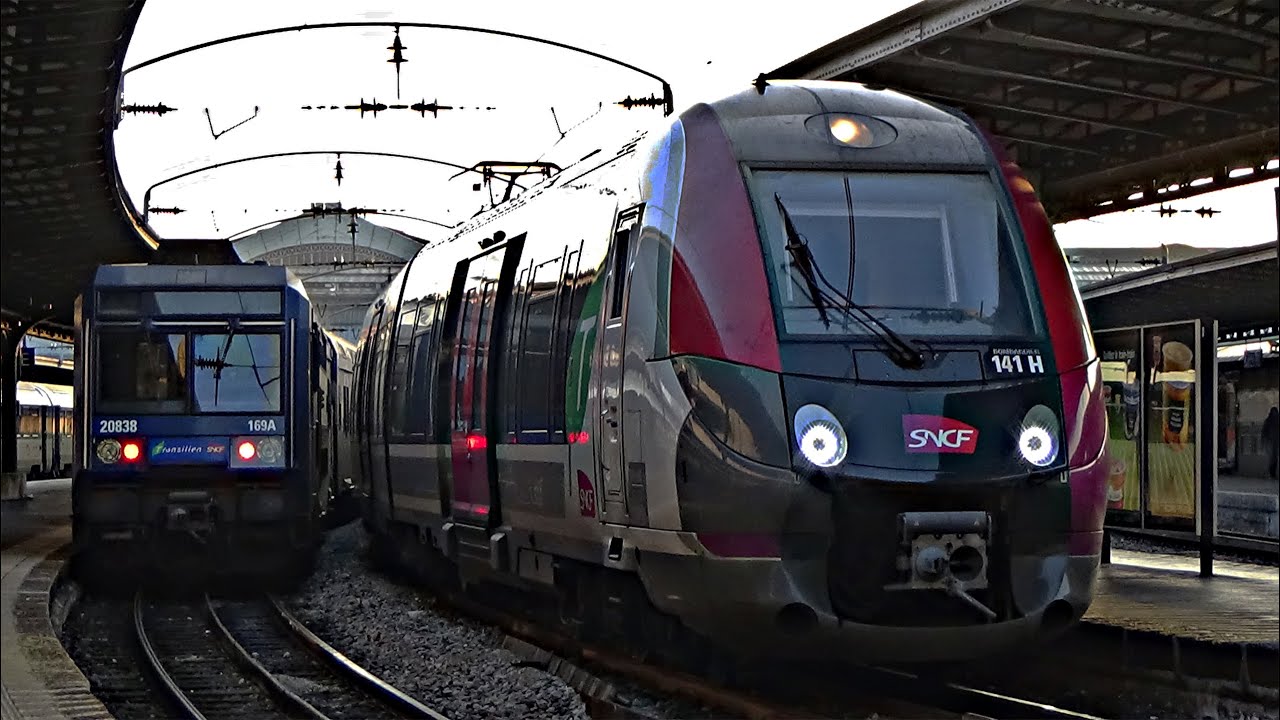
98;290;282;317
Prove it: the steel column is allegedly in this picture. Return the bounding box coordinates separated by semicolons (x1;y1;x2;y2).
1198;318;1218;577
2;329;17;473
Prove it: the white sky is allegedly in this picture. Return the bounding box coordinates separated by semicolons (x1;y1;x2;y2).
115;0;1278;249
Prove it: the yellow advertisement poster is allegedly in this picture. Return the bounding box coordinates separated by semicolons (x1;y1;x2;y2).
1099;331;1142;517
1145;324;1197;520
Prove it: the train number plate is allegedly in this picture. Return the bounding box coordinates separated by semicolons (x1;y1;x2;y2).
986;347;1046;377
97;418;138;434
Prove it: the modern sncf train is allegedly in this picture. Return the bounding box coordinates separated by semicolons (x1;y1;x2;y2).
72;264;355;573
351;80;1107;662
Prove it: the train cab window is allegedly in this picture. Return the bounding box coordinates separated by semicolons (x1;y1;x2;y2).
190;333;282;413
751;171;1040;340
97;330;187;412
608;228;630;320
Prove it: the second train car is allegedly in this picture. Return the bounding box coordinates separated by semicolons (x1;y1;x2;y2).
351;80;1108;663
72;264;354;573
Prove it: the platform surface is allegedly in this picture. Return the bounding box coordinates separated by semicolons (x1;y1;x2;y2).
1;480;71;552
1;485;109;720
1085;548;1279;648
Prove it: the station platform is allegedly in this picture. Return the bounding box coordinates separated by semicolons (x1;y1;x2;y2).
1;479;71;552
1;523;109;719
1086;548;1279;648
1218;474;1280;540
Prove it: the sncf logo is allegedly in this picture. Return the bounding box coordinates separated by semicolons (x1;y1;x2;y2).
903;415;979;454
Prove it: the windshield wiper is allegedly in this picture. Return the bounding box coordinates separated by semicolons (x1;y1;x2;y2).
774;194;925;370
775;194;831;329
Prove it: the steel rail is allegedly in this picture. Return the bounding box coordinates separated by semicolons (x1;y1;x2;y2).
131;591;208;720
268;595;450;720
203;594;330;720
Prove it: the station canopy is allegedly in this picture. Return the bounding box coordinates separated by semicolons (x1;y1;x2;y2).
771;0;1280;222
1081;241;1278;335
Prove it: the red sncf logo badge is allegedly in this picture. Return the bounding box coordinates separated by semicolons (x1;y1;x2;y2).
903;415;979;454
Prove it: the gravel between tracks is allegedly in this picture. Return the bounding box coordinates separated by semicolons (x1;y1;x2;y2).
289;522;727;720
287;522;590;720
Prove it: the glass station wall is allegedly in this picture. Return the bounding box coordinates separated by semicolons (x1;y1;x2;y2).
1100;321;1200;533
1219;346;1280;482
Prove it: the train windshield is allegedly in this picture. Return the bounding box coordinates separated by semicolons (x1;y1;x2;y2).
191;334;282;413
95;330;282;413
97;331;188;413
751;171;1041;340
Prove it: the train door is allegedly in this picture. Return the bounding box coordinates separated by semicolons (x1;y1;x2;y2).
310;327;330;507
446;250;502;524
597;206;642;523
442;238;523;530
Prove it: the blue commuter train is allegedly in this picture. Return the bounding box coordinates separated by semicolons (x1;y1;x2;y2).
72;264;353;575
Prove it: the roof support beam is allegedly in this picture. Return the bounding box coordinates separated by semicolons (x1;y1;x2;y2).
1051;127;1280;197
911;88;1169;137
989;131;1102;156
967;19;1276;85
899;50;1248;117
1076;0;1277;47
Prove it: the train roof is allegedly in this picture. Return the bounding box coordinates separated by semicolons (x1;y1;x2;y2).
91;264;307;296
15;381;73;409
706;80;989;168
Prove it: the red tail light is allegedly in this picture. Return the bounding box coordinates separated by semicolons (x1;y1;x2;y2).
121;440;142;462
465;434;487;451
237;440;258;460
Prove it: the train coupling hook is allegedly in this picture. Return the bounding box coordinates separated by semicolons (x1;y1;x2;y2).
944;576;997;622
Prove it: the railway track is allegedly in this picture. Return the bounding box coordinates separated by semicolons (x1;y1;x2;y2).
133;590;448;720
432;585;1106;720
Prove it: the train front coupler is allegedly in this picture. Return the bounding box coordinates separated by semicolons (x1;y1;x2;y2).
896;511;997;621
160;490;217;543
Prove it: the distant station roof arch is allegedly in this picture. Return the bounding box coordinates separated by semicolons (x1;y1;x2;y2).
771;0;1279;222
232;211;426;336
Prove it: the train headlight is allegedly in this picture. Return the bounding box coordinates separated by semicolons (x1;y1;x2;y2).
1018;405;1060;468
829;117;864;144
256;436;283;463
793;404;848;468
805;112;897;149
96;438;121;464
230;435;285;468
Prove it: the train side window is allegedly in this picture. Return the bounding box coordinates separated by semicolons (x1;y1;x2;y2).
503;267;530;440
471;280;498;431
454;289;477;430
406;299;439;439
517;255;563;440
387;306;418;438
550;246;581;440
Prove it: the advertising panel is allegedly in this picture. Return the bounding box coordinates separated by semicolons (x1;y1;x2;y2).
1144;322;1198;525
1098;329;1143;525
